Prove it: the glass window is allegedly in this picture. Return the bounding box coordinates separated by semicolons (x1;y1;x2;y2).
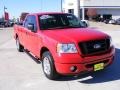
68;9;74;14
24;16;31;28
24;15;37;31
38;14;85;30
30;16;37;31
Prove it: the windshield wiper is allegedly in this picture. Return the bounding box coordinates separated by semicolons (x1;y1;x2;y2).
42;26;71;30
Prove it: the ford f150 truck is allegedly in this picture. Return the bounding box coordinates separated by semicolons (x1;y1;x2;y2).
14;12;115;80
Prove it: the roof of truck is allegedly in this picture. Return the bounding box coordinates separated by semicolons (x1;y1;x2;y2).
28;12;69;16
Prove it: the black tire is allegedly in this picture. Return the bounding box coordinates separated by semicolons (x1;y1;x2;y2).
16;37;24;52
42;51;59;80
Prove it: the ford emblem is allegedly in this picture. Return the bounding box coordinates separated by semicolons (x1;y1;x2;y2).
94;44;101;49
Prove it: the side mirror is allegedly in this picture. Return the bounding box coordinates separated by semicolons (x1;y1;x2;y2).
27;23;36;32
81;20;89;27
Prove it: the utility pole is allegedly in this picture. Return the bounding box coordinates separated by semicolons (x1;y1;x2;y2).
77;0;80;20
61;0;63;12
4;6;7;14
41;0;43;12
4;6;7;20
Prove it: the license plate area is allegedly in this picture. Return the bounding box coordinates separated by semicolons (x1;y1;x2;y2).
94;63;104;71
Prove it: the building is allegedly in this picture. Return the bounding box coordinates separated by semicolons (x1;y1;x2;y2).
63;0;120;20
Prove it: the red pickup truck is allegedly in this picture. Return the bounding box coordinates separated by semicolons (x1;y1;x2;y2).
14;12;115;80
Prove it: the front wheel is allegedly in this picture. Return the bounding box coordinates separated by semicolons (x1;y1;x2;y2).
42;51;59;80
16;37;24;52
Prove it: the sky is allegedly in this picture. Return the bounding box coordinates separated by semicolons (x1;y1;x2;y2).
0;0;63;19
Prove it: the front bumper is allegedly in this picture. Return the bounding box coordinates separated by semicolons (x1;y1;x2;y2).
55;55;114;75
54;47;115;75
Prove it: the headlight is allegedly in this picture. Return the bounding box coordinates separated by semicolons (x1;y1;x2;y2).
57;43;78;53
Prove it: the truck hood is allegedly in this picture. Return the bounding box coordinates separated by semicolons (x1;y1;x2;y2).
42;28;109;43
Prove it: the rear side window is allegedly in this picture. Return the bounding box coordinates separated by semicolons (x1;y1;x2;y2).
24;16;31;28
24;15;37;31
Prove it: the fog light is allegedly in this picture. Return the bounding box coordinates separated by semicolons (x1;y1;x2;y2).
70;66;77;72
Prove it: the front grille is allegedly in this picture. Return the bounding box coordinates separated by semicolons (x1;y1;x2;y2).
79;39;110;55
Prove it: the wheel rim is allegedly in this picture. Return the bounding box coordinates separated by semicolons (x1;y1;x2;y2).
43;57;51;75
16;39;19;50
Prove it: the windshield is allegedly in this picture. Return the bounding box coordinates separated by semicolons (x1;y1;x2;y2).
39;14;85;30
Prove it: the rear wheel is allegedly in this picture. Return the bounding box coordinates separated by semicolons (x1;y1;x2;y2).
16;37;24;52
42;51;59;80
